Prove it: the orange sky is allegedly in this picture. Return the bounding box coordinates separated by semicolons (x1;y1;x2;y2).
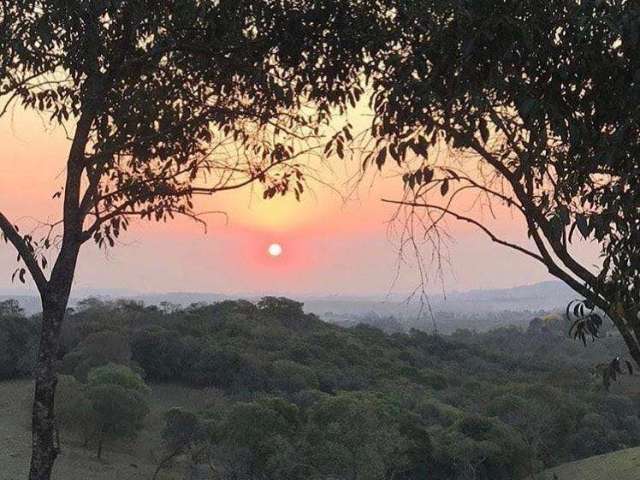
0;107;598;297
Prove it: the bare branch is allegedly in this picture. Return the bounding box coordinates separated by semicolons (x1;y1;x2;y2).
381;198;545;263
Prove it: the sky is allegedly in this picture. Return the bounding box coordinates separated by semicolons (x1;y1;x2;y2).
0;107;599;298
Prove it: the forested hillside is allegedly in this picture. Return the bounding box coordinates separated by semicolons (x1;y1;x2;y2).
1;297;639;479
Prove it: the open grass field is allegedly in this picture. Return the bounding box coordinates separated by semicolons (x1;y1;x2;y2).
540;446;640;480
0;380;219;480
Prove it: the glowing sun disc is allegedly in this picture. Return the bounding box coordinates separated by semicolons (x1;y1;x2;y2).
268;243;283;257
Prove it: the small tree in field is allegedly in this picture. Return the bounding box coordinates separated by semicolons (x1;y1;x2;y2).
55;374;95;447
0;2;392;478
86;363;149;459
364;1;640;364
153;408;206;480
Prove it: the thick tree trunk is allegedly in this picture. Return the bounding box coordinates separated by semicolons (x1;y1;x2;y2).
606;305;640;368
28;297;67;480
24;77;95;480
28;243;79;480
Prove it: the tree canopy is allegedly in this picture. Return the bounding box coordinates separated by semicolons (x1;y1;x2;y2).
0;2;394;478
364;0;640;363
55;298;640;474
0;0;392;284
2;2;639;478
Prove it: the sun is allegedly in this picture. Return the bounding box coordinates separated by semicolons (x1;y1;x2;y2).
267;243;283;257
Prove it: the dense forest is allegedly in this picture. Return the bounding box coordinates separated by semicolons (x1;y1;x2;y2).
1;297;638;479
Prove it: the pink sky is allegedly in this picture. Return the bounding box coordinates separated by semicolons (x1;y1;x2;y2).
0;108;598;297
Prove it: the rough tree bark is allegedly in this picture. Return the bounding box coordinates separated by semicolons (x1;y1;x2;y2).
29;293;68;479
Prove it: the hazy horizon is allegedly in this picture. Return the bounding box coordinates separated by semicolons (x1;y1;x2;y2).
1;107;599;298
0;278;570;299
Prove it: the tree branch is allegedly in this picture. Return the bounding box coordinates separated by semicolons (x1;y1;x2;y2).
382;199;545;263
384;195;632;348
441;123;601;289
0;211;48;292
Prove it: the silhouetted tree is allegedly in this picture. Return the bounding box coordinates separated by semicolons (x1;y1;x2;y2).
0;2;391;478
365;0;640;365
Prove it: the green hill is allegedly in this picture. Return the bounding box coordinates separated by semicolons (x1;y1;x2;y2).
2;297;640;480
541;447;640;480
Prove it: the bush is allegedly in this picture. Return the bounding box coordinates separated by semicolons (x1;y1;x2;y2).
62;330;132;381
55;375;95;445
86;364;150;458
131;326;183;381
270;360;319;393
433;415;530;480
0;312;38;379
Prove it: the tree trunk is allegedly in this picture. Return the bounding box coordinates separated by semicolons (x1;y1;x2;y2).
28;297;67;480
589;292;640;369
23;76;94;480
28;244;79;480
97;432;104;460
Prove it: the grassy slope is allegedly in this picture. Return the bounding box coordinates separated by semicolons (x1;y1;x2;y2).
541;447;640;480
0;380;216;480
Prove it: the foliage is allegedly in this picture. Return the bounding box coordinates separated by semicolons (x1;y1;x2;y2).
55;375;96;446
0;299;24;316
54;364;150;458
0;2;392;476
62;330;133;381
86;364;150;459
87;363;149;394
162;408;206;453
270;359;320;393
5;297;640;472
365;0;640;366
209;397;302;480
0;306;38;379
305;392;403;480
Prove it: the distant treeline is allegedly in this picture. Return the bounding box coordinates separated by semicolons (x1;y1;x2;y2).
322;308;564;334
0;297;637;479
